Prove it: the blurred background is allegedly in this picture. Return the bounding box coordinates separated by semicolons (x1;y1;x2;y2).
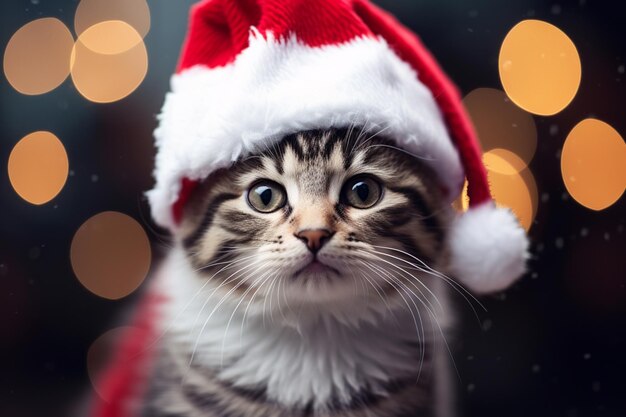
1;1;625;416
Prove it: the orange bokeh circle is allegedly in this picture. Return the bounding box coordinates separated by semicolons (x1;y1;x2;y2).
561;119;626;210
8;131;69;205
71;211;151;300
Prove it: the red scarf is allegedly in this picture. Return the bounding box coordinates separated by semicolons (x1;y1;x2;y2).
90;294;165;417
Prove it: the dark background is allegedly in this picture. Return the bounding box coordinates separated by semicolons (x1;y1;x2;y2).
1;1;625;416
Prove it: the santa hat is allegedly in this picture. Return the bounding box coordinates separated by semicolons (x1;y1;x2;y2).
147;0;528;294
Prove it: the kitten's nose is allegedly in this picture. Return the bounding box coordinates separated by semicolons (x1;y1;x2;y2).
295;229;334;254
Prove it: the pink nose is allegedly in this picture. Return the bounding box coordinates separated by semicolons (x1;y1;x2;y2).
295;229;333;253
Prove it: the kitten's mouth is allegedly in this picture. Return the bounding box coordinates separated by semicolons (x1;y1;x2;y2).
294;259;340;278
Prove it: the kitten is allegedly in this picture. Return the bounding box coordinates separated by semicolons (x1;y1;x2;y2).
139;127;459;417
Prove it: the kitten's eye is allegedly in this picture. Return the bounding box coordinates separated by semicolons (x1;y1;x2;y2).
247;180;286;213
342;176;382;209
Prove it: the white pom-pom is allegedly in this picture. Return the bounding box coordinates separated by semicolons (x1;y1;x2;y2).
448;202;529;294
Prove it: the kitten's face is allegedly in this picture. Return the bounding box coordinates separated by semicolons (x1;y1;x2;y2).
180;129;452;318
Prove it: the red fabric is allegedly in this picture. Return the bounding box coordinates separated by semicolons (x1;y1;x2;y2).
178;0;374;71
172;0;492;219
172;178;199;225
178;0;261;70
352;0;490;206
90;294;165;417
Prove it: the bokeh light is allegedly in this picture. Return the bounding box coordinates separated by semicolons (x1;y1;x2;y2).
485;148;528;175
460;149;538;231
8;131;69;205
463;87;537;168
71;211;151;300
71;21;148;103
499;19;581;116
75;0;150;40
76;20;143;54
3;18;74;95
561;118;626;211
87;326;134;401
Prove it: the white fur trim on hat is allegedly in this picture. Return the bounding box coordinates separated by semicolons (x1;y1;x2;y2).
147;32;464;229
448;202;529;294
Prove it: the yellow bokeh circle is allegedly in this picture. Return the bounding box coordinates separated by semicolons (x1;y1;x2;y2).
75;0;151;40
499;19;581;116
561;119;626;211
71;21;148;103
3;18;74;95
8;131;69;205
76;20;143;55
463;88;537;169
460;149;537;231
488;148;531;176
71;211;151;300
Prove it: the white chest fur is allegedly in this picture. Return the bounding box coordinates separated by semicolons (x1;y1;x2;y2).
157;248;450;411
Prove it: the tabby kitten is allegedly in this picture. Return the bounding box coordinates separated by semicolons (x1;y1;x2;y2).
143;127;458;417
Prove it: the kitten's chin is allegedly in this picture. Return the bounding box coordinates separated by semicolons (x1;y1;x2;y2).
293;259;340;278
282;271;373;307
270;281;393;328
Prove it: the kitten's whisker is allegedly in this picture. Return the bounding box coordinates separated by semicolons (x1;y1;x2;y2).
348;264;395;319
239;267;275;347
362;256;463;384
343;120;358;155
357;261;425;336
188;263;261;374
191;251;259;274
392;272;461;380
360;259;431;335
370;244;486;321
363;258;450;384
358;250;442;315
189;258;265;343
187;256;260;336
356;123;392;153
357;260;426;381
362;271;399;324
215;247;258;253
185;252;260;316
387;276;434;380
349;264;364;296
366;249;445;313
360;256;435;317
183;276;252;385
369;245;474;301
363;143;436;161
393;271;463;384
368;255;450;337
138;256;250;355
371;244;478;300
219;262;273;368
277;273;290;323
191;257;249;273
263;274;280;326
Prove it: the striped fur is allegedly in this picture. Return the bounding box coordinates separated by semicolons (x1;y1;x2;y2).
145;128;456;417
141;341;432;417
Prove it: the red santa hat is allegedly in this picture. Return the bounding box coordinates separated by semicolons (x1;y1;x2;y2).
147;0;528;294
